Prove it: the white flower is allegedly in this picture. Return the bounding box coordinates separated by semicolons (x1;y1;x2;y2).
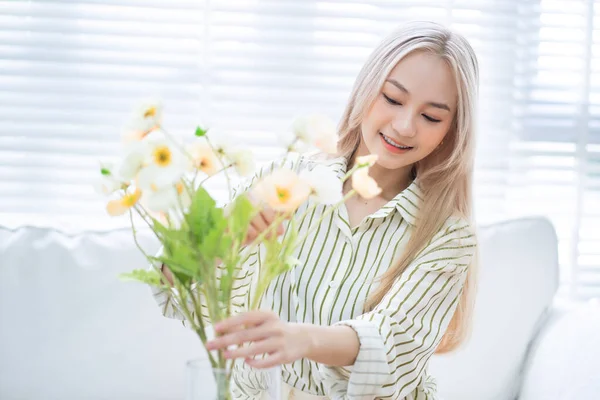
312;130;338;154
253;168;311;212
278;129;309;153
187;140;221;176
141;181;190;214
118;143;146;182
94;163;123;196
137;137;186;190
229;148;255;177
356;154;378;168
122;99;163;142
351;167;382;199
291;114;338;154
207;127;234;157
106;187;142;216
300;165;342;205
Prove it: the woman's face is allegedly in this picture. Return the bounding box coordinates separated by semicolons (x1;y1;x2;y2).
359;51;458;171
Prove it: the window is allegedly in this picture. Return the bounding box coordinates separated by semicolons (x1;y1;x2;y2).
1;0;597;299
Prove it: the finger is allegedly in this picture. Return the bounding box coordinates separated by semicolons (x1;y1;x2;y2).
207;323;271;351
261;208;287;239
224;339;276;360
252;213;269;234
244;225;257;245
258;211;277;239
261;207;277;225
214;310;278;334
245;353;283;369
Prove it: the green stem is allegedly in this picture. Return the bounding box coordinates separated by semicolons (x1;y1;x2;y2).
173;280;219;368
185;285;218;368
197;162;234;188
245;210;293;250
128;209;151;259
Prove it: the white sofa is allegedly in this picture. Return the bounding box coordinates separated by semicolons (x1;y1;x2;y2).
0;217;599;399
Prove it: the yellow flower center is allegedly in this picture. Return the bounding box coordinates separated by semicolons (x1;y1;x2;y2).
175;182;184;195
199;157;212;171
153;146;172;167
122;189;141;207
144;107;157;118
276;187;291;204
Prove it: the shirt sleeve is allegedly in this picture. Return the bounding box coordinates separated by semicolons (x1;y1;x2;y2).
149;154;307;325
318;217;477;400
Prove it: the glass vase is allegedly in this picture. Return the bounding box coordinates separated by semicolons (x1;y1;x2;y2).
186;359;281;400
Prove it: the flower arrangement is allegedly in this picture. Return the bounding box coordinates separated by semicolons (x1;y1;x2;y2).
95;99;381;398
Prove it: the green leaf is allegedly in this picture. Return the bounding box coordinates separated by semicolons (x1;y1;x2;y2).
100;167;111;176
151;219;198;285
119;269;163;286
185;187;218;244
195;126;207;137
228;194;256;243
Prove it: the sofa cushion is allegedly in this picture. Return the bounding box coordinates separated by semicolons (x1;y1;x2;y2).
0;226;203;400
0;217;559;399
519;302;600;400
429;217;559;400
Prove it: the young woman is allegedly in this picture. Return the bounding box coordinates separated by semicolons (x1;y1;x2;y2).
154;21;479;400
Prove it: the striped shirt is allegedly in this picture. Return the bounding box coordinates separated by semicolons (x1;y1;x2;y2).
152;153;477;400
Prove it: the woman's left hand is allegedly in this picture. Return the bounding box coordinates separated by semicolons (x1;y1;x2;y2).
205;310;314;369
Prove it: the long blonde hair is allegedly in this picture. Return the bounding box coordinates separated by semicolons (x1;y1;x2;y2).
337;21;479;353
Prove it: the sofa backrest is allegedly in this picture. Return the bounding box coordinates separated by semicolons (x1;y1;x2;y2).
429;217;559;400
0;217;559;399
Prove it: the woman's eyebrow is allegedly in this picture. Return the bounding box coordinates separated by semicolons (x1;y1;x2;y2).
385;78;451;112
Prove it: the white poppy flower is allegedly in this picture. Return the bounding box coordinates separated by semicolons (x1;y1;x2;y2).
351;167;382;199
356;154;378;168
94;163;123;196
229;148;255;177
118;143;146;182
137;137;186;190
106;187;142;216
127;98;163;137
142;181;190;214
300;165;343;205
187;140;221;176
291;114;338;154
253;168;311;212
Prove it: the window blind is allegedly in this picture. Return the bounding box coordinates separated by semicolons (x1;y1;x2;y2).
0;0;597;299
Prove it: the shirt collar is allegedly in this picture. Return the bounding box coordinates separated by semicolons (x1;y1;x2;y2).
318;154;422;227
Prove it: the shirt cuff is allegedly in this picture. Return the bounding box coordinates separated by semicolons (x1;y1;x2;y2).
318;318;389;400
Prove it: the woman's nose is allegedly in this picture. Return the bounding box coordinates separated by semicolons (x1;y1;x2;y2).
391;112;417;138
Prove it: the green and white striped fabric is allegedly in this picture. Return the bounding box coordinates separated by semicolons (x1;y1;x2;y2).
152;154;477;400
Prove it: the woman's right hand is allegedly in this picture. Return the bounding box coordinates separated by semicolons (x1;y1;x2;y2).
244;204;285;245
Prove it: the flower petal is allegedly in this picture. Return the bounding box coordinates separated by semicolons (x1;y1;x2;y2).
141;186;179;212
356;154;378;168
254;168;311;212
300;165;342;205
351;168;382;199
229;149;255;177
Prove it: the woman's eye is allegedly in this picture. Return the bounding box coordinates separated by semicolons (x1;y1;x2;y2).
383;93;401;106
423;114;441;123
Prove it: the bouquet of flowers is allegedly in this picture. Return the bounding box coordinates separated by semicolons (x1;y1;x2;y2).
95;100;380;399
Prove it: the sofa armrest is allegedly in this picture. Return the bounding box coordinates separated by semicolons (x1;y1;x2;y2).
518;301;600;400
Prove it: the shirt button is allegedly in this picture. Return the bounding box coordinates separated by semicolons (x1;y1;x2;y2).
328;280;339;289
